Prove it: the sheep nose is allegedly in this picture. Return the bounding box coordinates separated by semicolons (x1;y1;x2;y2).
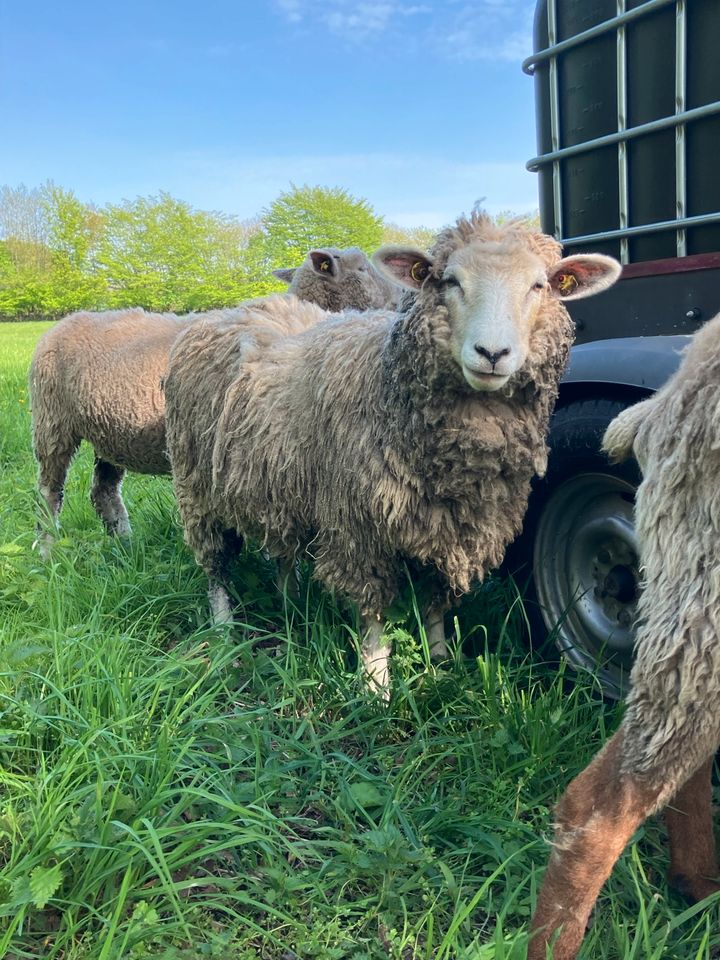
474;345;511;366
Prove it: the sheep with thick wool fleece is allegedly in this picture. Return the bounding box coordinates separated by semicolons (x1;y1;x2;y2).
29;246;399;546
164;211;620;696
530;312;720;960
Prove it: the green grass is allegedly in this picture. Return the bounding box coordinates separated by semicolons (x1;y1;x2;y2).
1;320;719;959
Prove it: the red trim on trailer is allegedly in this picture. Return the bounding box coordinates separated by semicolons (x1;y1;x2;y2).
620;252;720;279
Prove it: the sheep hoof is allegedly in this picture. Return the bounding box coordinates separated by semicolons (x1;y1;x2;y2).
669;873;720;904
34;532;54;561
113;517;132;538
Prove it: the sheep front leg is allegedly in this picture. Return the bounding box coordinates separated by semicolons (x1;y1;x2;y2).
529;728;665;960
424;602;449;659
34;431;80;557
208;578;233;624
180;513;243;626
666;756;720;902
90;458;131;536
360;615;391;700
276;555;301;600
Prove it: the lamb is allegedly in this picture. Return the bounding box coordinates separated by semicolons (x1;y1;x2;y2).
164;211;620;695
29;247;399;547
529;314;720;960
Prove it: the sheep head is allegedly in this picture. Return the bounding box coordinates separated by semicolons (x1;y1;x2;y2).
273;247;401;310
374;238;621;392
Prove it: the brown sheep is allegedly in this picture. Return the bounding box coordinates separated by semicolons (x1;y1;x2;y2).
529;314;720;959
29;247;400;548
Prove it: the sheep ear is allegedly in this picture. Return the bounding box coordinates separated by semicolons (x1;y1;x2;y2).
372;246;434;290
548;254;622;300
272;268;296;284
309;250;337;277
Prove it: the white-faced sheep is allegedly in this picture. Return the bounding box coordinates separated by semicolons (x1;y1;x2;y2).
164;211;620;696
29;247;399;547
529;314;720;960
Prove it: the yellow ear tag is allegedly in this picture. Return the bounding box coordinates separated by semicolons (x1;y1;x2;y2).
320;260;330;271
557;273;578;294
410;260;428;284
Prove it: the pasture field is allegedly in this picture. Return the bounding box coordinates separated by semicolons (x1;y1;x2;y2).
0;320;718;959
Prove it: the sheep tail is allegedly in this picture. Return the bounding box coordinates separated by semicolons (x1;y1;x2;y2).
602;399;651;464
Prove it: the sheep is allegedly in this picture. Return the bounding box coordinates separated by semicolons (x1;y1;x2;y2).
163;211;620;696
29;247;399;548
529;314;720;960
274;246;401;312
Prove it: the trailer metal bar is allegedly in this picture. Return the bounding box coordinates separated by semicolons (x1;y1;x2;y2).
560;211;720;248
674;0;687;256
527;101;720;170
616;0;629;263
547;0;563;239
522;0;676;73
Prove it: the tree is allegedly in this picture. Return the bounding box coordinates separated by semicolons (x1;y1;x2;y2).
41;183;108;315
381;222;436;251
97;193;271;312
0;183;51;272
258;185;385;271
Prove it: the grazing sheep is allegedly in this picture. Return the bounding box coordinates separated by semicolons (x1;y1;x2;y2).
529;315;720;960
29;247;398;546
164;211;620;695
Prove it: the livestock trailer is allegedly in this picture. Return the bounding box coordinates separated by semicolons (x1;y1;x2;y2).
515;0;720;695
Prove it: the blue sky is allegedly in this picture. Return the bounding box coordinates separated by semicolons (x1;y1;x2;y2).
2;0;540;228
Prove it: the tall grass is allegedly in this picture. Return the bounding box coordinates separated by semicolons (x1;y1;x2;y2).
1;321;718;958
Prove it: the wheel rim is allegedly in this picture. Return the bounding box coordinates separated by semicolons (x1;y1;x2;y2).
533;471;639;697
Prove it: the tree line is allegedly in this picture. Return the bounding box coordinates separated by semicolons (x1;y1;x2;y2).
0;182;435;321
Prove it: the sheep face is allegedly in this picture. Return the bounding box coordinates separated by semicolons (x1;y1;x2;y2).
273;247;400;311
374;242;621;392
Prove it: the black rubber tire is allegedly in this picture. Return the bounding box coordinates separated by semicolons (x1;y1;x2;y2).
506;396;644;699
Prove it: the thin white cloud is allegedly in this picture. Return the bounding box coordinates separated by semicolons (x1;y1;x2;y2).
272;0;534;62
437;2;535;63
326;3;432;40
275;0;303;23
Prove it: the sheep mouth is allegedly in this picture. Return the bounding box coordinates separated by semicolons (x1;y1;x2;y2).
462;367;511;391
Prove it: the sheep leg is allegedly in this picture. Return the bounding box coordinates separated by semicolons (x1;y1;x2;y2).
528;728;666;960
208;579;233;624
424;602;449;659
360;616;391;700
90;458;131;536
276;555;301;600
206;528;244;625
34;433;80;556
666;756;720;902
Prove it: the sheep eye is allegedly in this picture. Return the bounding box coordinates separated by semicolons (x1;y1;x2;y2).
532;280;546;292
410;261;429;283
443;275;461;288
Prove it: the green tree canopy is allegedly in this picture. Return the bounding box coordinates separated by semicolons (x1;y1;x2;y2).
259;184;385;270
381;222;436;251
96;193;271;312
0;181;460;321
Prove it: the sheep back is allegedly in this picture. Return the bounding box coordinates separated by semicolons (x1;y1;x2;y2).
30;309;192;474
